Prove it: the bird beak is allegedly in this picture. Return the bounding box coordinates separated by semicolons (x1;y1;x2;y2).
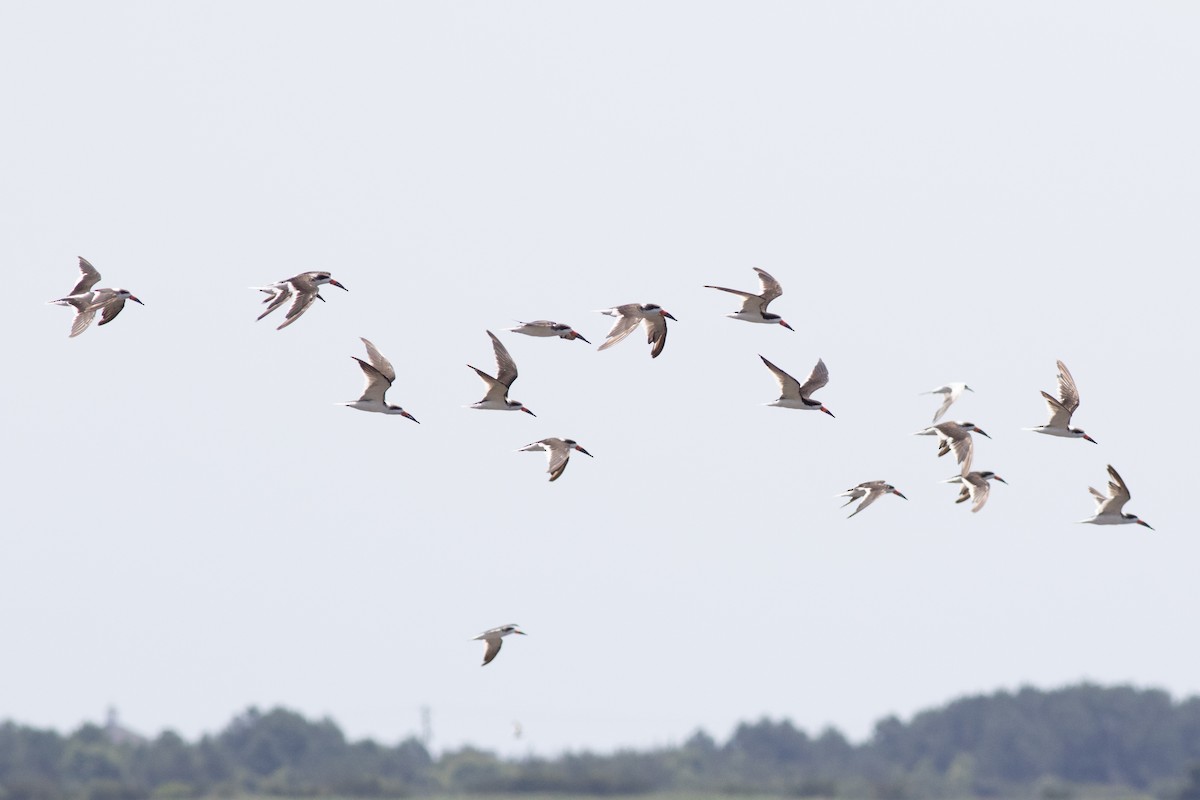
994;476;1008;484
966;386;975;392
575;446;594;457
1136;519;1155;530
975;429;991;439
521;407;536;417
893;490;908;500
402;411;420;424
316;294;327;303
515;630;527;635
130;296;144;305
779;320;794;331
572;332;592;344
662;310;677;321
821;406;835;418
1084;434;1097;444
330;280;348;291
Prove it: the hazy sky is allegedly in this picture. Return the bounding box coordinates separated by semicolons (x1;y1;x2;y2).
2;1;1198;757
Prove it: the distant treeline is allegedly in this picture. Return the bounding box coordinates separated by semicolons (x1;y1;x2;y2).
4;683;1200;799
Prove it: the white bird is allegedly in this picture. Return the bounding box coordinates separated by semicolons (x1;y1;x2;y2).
922;382;973;423
759;355;834;417
338;338;418;422
596;303;677;358
942;470;1007;512
49;256;144;337
836;481;907;518
254;271;347;330
704;268;794;331
1080;464;1154;529
508;320;590;344
913;421;991;475
473;624;526;666
518;438;593;482
468;331;535;415
1025;360;1096;442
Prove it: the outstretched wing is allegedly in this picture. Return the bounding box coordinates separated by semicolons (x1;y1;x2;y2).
965;473;990;512
704;283;763;314
276;289;318;330
760;355;801;399
96;295;128;326
798;358;830;400
1040;391;1073;428
360;338;396;383
753;268;783;307
353;357;392;403
481;637;503;666
1096;464;1132;515
487;330;519;387
71;257;102;295
1055;360;1081;414
597;305;643;351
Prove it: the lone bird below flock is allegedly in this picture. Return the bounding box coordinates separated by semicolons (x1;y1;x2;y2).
338;338;418;422
759;356;834;416
922;382;973;423
255;271;347;330
50;256;143;338
507;320;590;343
518;438;593;482
943;470;1007;513
468;331;535;415
1025;360;1096;442
914;421;990;475
1080;465;1153;529
597;303;676;358
474;624;526;666
837;481;907;518
704;267;794;331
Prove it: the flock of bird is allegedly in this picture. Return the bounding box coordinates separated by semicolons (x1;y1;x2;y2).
49;258;1156;665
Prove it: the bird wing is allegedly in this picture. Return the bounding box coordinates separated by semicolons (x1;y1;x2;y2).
1098;464;1132;515
1055;360;1081;414
69;305;99;337
798;358;830;400
96;295;128;326
71;257;102;295
644;314;668;358
469;366;509;404
753;268;783;307
935;424;975;474
704;284;764;314
965;472;990;513
932;393;956;423
544;439;571;481
481;637;503;666
760;355;801;399
257;285;292;320
359;338;396;383
1040;391;1073;428
487;330;519;387
353;357;392;403
597;305;643;351
276;288;319;330
848;488;883;518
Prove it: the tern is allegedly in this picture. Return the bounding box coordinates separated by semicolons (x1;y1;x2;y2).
518;438;593;482
473;624;526;666
1025;360;1096;442
759;355;834;416
1080;465;1154;529
49;257;144;337
338;338;418;422
468;331;535;415
596;304;676;358
942;471;1007;512
704;267;794;331
837;481;907;518
508;320;590;344
922;382;973;423
254;271;347;330
913;421;990;475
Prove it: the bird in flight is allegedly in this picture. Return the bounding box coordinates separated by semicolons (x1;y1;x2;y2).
1025;360;1096;442
518;438;593;482
338;338;419;422
597;303;676;358
255;271;347;330
468;331;535;415
50;256;144;337
837;481;907;518
704;267;794;331
473;624;526;666
1080;465;1153;529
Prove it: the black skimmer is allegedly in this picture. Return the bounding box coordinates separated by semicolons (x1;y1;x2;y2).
704;267;793;331
837;481;907;518
338;338;418;422
759;355;834;416
255;271;347;330
508;320;590;343
50;256;143;337
1080;465;1153;529
596;303;676;358
922;382;973;423
1025;360;1096;442
474;624;526;666
467;331;535;415
518;438;593;481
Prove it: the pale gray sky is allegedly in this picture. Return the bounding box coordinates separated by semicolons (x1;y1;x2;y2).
2;1;1198;757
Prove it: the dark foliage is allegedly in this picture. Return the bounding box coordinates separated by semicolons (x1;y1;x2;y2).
0;684;1196;798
